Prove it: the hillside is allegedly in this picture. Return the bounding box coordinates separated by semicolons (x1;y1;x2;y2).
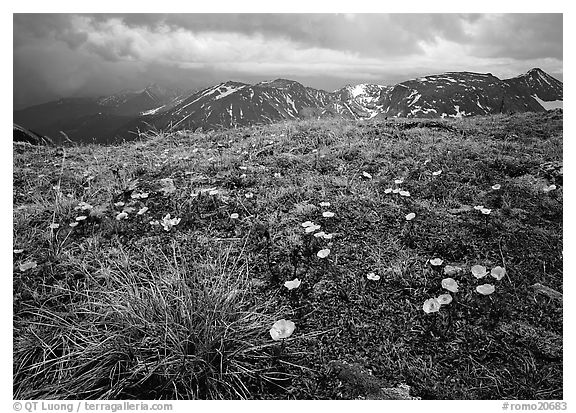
13;111;563;400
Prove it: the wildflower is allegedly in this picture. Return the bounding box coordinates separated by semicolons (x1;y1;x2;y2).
245;192;254;199
423;298;441;313
322;233;333;240
405;212;416;221
190;191;200;198
137;207;149;215
394;179;404;185
437;293;453;305
49;223;60;229
75;216;87;221
392;188;400;194
75;201;93;211
429;258;443;266
432;170;442;176
69;222;79;228
274;172;282;178
305;224;321;234
19;261;37;272
491;184;501;190
301;221;314;228
230;213;239;219
476;284;495;295
209;189;219;196
473;205;484;211
239;166;248;170
317;248;330;259
362;171;372;179
13;249;24;254
116;212;128;220
366;272;380;281
284;279;302;290
322;211;335;218
544;184;557;192
270;319;296;341
399;190;411;197
481;208;492;215
161;214;181;231
149;220;159;225
384;188;393;194
441;277;459;293
314;231;326;238
114;201;125;207
471;265;488;279
490;266;506;281
320;202;331;207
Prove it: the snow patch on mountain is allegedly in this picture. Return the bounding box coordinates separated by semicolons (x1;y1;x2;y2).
532;95;563;110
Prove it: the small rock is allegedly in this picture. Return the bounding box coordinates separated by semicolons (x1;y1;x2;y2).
327;360;419;400
531;283;562;303
498;321;562;359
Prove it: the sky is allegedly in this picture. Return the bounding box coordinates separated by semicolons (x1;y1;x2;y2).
13;13;563;109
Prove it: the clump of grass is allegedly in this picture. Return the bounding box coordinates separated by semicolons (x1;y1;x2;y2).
14;243;287;399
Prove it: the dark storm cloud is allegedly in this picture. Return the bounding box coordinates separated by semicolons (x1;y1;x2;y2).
13;13;563;108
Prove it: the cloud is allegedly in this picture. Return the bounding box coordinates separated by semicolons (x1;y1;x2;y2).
13;13;563;108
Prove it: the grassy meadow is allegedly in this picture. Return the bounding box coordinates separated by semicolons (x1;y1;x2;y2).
13;111;563;399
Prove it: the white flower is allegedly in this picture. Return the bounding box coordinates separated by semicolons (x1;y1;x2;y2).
366;272;380;281
270;319;296;340
429;258;443;266
399;190;411;197
543;184;557;192
476;284;495;295
49;223;60;229
481;208;492;215
471;265;488;279
161;214;181;231
392;188;400;194
441;277;459;293
405;212;416;221
13;249;24;254
320;201;331;207
245;192;254;199
305;224;321;234
137;207;149;215
209;189;219;196
491;184;501;190
314;231;326;238
423;298;441;313
384;188;393;194
114;201;125;207
317;248;330;258
75;216;87;221
362;171;372;179
432;170;442;176
115;212;128;220
284;278;302;290
301;221;314;228
437;293;453;305
394;179;404;185
19;261;37;272
322;211;335;218
490;266;506;281
69;222;79;228
230;213;239;219
474;205;484;211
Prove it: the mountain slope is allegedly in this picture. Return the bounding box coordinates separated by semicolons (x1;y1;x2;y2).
377;71;546;118
13;68;562;143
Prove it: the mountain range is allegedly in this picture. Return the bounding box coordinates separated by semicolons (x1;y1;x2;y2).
13;68;562;144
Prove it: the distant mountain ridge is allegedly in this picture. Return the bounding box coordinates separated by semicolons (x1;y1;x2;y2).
13;68;562;144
